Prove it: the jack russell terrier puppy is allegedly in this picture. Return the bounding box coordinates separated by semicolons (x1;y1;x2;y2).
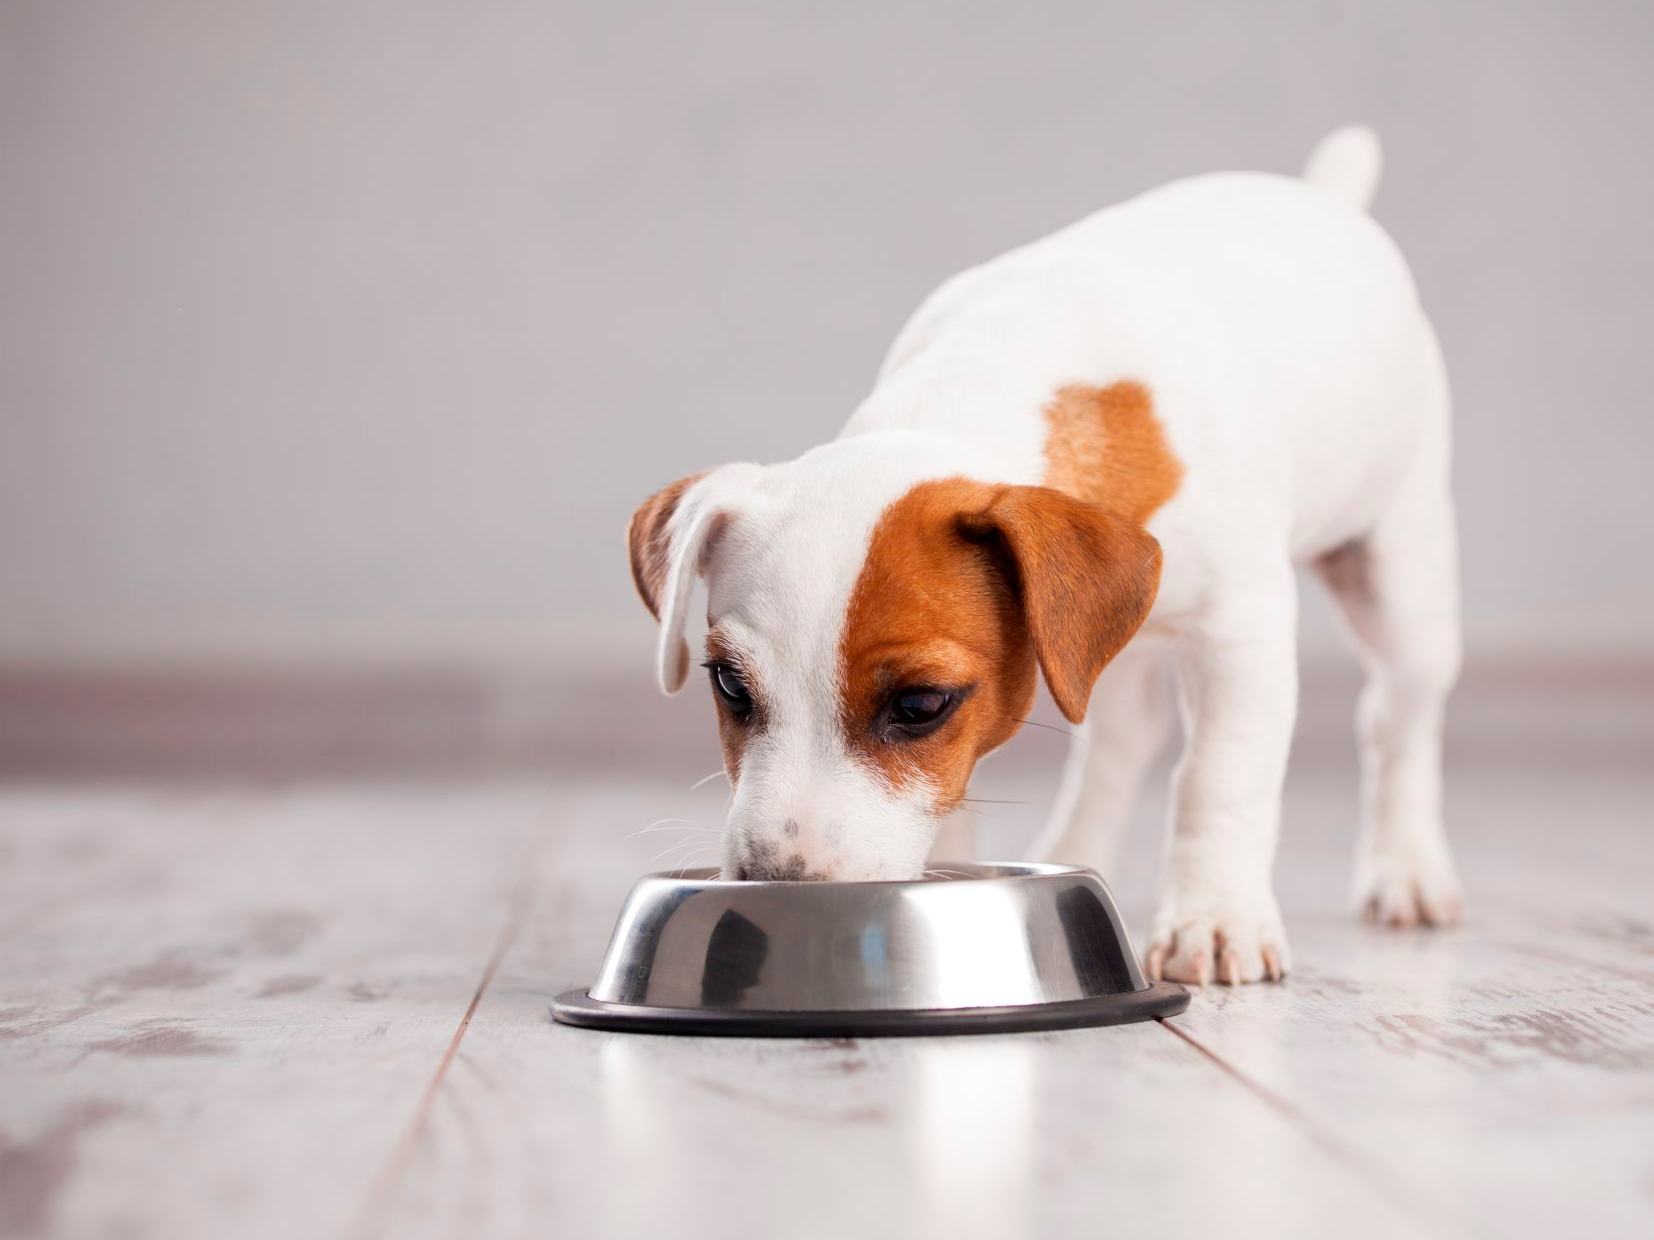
627;126;1463;986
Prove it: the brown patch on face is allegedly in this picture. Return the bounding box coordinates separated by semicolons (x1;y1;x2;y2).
960;485;1162;722
627;472;707;618
839;480;1036;814
840;479;1163;806
1043;382;1183;523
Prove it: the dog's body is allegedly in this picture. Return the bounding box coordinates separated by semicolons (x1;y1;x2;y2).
629;128;1462;985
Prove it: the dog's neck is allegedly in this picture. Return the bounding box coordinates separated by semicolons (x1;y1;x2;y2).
838;349;1057;491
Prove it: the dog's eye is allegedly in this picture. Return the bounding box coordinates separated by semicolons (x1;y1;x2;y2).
704;661;754;718
875;685;966;742
892;688;951;725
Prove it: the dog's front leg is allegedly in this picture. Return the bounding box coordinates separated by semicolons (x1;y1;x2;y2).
1148;575;1297;986
1031;645;1173;879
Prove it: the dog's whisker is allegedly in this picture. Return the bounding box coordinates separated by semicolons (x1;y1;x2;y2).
623;816;696;841
621;816;721;846
626;824;719;841
959;797;1027;806
1015;717;1080;740
667;848;718;877
649;836;714;860
650;836;721;865
687;770;728;792
645;839;704;859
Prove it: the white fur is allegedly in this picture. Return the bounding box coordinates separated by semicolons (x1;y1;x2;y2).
1302;124;1384;212
652;128;1462;981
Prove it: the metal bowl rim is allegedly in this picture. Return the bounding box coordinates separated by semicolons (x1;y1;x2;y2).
551;981;1188;1037
634;861;1093;890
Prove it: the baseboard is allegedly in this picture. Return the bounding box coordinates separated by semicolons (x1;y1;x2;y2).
1;657;1648;780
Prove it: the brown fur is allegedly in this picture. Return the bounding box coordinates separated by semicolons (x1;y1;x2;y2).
956;484;1163;722
626;472;706;619
839;478;1163;812
839;479;1036;810
1043;381;1183;523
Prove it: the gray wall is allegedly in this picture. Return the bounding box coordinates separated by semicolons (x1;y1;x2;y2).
3;0;1651;673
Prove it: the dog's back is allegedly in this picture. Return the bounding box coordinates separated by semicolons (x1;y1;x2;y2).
859;127;1444;563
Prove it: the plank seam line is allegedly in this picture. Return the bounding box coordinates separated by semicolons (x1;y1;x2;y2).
1158;1017;1448;1238
342;854;538;1240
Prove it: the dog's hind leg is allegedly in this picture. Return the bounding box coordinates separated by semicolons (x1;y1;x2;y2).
1314;411;1464;927
1029;644;1172;880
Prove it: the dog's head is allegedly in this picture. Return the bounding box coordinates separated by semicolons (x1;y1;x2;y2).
628;432;1161;880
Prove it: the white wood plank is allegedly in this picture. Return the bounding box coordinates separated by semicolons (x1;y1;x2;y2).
0;780;560;1240
1162;763;1654;1240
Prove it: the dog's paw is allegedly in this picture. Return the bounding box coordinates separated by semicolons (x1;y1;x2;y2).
1146;881;1289;986
1353;838;1464;928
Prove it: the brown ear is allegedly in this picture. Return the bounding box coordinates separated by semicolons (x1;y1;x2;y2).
627;473;706;619
958;485;1162;723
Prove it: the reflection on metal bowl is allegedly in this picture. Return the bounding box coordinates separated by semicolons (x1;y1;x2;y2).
553;862;1187;1037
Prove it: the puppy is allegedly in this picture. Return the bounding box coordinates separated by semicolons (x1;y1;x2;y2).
627;127;1463;985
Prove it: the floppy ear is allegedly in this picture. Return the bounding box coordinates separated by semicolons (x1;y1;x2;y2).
627;472;711;693
958;485;1162;724
627;465;758;693
628;472;706;621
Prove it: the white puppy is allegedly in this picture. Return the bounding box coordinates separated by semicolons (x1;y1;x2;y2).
628;127;1463;985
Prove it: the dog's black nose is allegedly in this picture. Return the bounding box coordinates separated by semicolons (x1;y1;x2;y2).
736;853;814;881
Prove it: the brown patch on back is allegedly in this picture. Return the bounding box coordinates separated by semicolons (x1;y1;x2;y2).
627;472;707;618
1043;382;1183;523
839;480;1037;811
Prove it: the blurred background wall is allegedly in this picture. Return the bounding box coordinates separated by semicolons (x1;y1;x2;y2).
3;0;1651;678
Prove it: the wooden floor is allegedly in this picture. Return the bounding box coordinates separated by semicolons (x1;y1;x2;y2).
1;668;1651;1240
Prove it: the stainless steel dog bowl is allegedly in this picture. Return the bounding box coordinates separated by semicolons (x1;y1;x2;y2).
552;862;1187;1036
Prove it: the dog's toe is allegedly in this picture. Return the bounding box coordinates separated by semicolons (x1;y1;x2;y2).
1355;844;1464;930
1147;907;1288;988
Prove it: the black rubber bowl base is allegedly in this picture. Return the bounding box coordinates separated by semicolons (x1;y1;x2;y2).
550;981;1188;1038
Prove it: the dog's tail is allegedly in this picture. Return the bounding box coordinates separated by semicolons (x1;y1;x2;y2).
1301;125;1382;211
